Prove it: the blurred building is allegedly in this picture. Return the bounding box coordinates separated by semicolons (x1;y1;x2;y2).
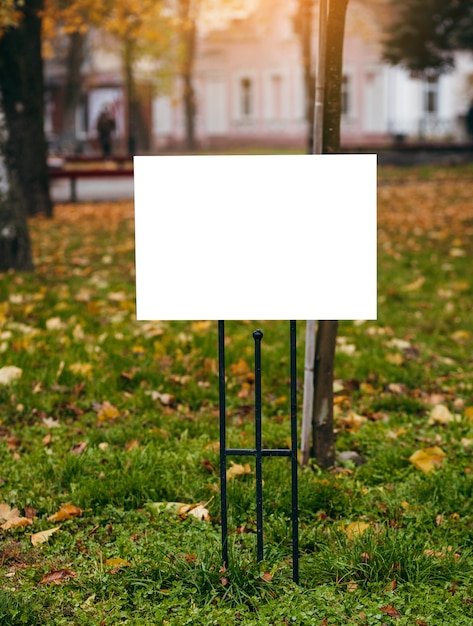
44;0;473;153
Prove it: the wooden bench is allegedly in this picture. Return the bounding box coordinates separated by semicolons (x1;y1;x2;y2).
49;165;134;202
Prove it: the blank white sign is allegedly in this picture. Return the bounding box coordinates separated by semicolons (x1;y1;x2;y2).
134;154;377;320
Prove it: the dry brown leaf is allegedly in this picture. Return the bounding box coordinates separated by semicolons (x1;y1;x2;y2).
31;527;60;546
39;569;76;585
337;411;368;432
71;441;87;455
226;462;252;481
261;572;273;582
47;504;82;522
0;503;20;521
380;605;401;618
1;516;33;530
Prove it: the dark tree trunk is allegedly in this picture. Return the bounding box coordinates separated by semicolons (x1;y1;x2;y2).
179;0;197;151
0;0;53;217
312;0;349;468
62;31;85;143
0;105;34;272
124;41;150;155
299;0;316;153
312;320;338;468
323;0;349;153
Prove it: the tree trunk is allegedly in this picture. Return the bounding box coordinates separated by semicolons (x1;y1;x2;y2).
0;0;53;217
299;0;316;153
311;0;349;468
323;0;349;153
179;0;197;151
0;102;34;272
62;31;85;148
124;41;150;155
312;320;338;468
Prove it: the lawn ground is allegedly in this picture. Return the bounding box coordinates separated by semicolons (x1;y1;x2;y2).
0;164;473;624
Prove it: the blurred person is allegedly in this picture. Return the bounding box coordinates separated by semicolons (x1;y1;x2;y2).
96;105;116;157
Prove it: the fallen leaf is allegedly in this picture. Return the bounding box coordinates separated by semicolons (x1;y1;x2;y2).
428;404;455;425
147;500;211;521
201;459;215;473
1;516;33;530
380;604;401;618
46;317;66;331
69;362;93;377
0;366;22;385
144;391;175;406
337;411;368;432
47;504;82;522
96;401;120;421
385;353;404;365
347;580;358;592
409;447;447;473
105;557;131;568
344;521;371;539
31;527;60;546
39;569;76;585
450;330;470;343
42;416;60;428
230;358;252;379
226;462;252;481
261;571;273;582
191;321;212;333
24;506;38;519
71;441;87;455
401;276;425;292
0;503;19;520
464;406;473;420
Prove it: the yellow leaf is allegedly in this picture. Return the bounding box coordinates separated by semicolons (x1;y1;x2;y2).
69;362;93;377
191;321;212;333
428;404;455;425
464;407;473;420
226;462;252;481
31;527;60;546
401;276;425;292
409;447;447;473
105;557;131;568
230;358;251;378
47;504;82;522
344;521;371;539
385;353;404;365
450;330;471;344
96;401;120;421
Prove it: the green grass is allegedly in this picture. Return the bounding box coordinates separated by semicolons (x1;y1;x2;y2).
0;166;472;623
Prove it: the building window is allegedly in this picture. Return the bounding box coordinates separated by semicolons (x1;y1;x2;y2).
341;74;350;116
241;77;253;117
424;76;438;114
